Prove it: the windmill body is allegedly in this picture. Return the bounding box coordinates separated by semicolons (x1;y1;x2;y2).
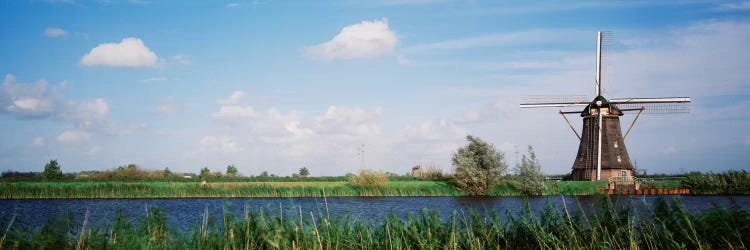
520;32;690;181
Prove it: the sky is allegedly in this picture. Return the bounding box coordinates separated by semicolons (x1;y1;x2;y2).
1;0;749;176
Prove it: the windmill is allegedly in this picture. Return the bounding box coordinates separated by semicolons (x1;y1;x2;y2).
519;32;691;181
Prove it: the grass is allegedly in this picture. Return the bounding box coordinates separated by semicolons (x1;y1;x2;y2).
1;196;748;249
0;181;464;199
1;177;698;199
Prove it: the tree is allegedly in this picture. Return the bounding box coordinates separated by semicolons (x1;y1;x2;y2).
199;167;211;180
163;167;173;179
298;167;310;178
43;160;64;180
226;165;238;176
258;171;269;178
515;146;545;196
451;135;508;195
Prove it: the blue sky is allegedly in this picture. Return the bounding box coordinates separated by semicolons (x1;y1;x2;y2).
1;0;749;176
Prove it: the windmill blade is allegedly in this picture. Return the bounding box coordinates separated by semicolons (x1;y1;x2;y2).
611;97;691;114
520;95;589;108
610;97;691;104
617;103;690;114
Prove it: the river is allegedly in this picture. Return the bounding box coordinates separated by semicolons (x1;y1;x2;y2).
1;195;748;231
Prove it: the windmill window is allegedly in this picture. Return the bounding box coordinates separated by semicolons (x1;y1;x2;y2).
617;155;622;163
613;141;618;148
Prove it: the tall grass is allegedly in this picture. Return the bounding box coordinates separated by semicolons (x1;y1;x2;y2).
682;171;750;195
1;197;748;249
0;181;463;199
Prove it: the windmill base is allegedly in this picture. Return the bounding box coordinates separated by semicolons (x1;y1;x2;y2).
570;168;633;181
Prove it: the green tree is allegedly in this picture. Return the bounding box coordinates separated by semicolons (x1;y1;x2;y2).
515;146;545;196
258;171;269;178
298;167;310;178
199;167;211;180
163;168;173;179
451;135;508;195
226;165;238;176
43;160;64;180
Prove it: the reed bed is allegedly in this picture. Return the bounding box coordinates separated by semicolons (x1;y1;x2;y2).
0;181;463;199
1;197;748;249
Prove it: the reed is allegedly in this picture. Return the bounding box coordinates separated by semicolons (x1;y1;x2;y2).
0;181;463;199
1;197;748;249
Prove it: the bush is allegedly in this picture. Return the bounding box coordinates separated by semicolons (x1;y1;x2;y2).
514;146;545;196
348;169;389;188
452;135;508;195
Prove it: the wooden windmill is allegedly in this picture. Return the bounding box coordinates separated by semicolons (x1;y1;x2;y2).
520;32;691;181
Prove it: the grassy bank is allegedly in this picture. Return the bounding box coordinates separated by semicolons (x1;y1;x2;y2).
0;181;463;199
1;179;700;199
1;197;748;249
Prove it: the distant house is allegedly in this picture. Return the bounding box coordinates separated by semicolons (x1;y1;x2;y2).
183;175;192;179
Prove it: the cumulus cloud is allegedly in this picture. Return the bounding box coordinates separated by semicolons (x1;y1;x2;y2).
58;98;109;127
57;129;90;143
213;91;258;123
305;19;398;60
217;91;246;105
200;136;243;154
315;106;382;139
44;27;67;37
1;74;58;118
80;37;158;67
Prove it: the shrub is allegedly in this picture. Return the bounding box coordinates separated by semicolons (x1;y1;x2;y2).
348;169;389;188
452;135;508;195
514;146;545;196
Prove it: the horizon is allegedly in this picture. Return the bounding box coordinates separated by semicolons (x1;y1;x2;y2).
1;0;749;176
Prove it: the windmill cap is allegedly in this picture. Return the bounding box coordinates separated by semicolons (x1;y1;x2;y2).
581;96;623;117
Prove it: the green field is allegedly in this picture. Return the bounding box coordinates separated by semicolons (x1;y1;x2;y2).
0;179;701;199
2;197;747;249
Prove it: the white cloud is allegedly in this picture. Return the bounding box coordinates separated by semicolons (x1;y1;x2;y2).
314;106;382;138
80;37;158;67
59;98;109;127
141;77;167;83
57;129;90;143
305;19;398;60
403;119;465;142
226;3;240;8
172;54;192;65
156;97;182;114
213;91;258;123
713;1;750;11
217;91;246;105
200;136;243;153
44;27;67;37
406;29;590;53
213;105;259;122
32;137;45;146
1;74;57;117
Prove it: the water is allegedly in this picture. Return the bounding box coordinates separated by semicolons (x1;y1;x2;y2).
1;196;748;231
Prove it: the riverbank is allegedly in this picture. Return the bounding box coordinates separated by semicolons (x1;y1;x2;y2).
0;180;691;199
